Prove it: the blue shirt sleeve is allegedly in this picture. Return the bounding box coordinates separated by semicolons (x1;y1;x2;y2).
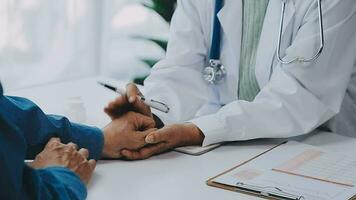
22;166;87;200
0;95;104;160
0;83;102;199
0;107;87;200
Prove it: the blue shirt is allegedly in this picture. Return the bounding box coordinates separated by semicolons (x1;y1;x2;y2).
0;83;104;200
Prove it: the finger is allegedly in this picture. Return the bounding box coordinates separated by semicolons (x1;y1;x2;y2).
46;137;60;146
104;96;131;119
145;129;171;144
138;128;157;141
45;137;64;149
68;152;85;170
125;83;151;116
75;161;93;185
67;142;78;150
120;150;144;160
131;97;151;117
106;96;128;111
136;114;156;130
139;128;157;138
48;137;61;143
126;83;140;103
121;143;168;160
88;159;96;171
131;128;157;149
140;143;170;157
78;148;89;159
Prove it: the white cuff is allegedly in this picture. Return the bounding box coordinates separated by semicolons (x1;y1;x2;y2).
188;114;227;146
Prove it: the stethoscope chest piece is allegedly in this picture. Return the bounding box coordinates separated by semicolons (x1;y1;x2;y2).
203;0;325;84
203;59;226;84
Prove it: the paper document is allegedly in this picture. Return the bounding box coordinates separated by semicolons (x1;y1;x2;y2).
274;149;356;187
212;141;356;200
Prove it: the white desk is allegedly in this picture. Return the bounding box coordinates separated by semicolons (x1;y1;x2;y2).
7;77;356;200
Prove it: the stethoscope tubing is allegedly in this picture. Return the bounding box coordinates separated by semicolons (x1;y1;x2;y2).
204;0;325;85
277;0;324;64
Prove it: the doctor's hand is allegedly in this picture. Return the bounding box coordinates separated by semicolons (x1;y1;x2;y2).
120;123;205;160
101;111;156;159
104;83;152;120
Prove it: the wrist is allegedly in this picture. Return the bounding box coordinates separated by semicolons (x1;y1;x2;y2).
183;123;205;146
101;126;111;158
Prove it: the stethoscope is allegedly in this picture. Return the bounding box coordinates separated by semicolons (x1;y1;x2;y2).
203;0;325;84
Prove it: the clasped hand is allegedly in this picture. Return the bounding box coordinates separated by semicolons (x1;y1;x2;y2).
102;83;205;160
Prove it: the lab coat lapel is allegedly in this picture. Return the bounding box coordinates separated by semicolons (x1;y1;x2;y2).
217;0;242;76
255;0;296;87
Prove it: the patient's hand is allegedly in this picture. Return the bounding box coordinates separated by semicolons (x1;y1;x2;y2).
101;111;156;159
30;138;96;185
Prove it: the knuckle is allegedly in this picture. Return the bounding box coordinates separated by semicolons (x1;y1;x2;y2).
126;83;135;90
65;147;75;153
48;137;59;143
35;154;44;161
83;162;92;169
50;140;61;147
68;142;78;148
126;111;136;118
126;82;135;87
88;160;96;168
81;148;89;154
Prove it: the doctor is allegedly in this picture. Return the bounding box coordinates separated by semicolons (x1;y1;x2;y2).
106;0;356;159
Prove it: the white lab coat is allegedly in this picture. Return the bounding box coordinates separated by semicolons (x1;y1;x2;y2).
143;0;356;146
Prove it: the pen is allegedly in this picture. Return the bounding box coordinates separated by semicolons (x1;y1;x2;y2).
98;82;170;113
235;182;303;200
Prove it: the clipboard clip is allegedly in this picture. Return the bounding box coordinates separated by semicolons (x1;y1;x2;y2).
235;182;305;200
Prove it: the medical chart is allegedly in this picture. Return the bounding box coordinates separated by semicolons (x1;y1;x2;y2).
212;141;356;200
273;149;356;187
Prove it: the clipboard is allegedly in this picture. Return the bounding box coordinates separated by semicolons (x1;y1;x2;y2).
207;142;295;200
206;141;356;200
174;143;222;156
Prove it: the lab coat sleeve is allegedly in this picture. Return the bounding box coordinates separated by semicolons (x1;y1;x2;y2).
144;0;216;124
190;0;356;146
0;95;104;160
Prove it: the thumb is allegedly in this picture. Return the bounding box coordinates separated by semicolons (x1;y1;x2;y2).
145;129;170;144
133;128;157;149
126;83;142;104
126;83;151;116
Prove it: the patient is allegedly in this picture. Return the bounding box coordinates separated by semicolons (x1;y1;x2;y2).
0;82;155;199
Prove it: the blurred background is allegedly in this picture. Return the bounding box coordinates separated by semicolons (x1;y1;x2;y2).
0;0;176;90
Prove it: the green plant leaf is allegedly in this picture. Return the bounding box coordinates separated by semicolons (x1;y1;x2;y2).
142;0;177;23
141;58;159;68
131;35;168;51
133;76;147;85
133;0;177;84
147;38;168;51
